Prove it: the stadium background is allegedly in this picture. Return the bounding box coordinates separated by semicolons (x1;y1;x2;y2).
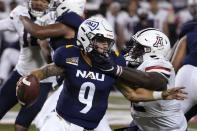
0;0;197;130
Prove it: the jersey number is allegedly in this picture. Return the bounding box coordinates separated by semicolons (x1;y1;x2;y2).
78;82;95;114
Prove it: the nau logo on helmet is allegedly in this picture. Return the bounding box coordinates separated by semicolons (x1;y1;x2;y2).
85;20;99;31
76;70;104;81
153;36;163;48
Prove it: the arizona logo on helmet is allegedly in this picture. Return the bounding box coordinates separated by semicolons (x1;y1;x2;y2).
85;20;99;31
153;36;163;48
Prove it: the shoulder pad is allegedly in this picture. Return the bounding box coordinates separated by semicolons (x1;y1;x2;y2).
112;50;119;56
66;45;74;48
56;12;83;30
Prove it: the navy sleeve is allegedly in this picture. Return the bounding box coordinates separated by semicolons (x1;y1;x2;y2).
179;22;197;39
115;54;126;67
56;12;83;30
111;51;126;67
186;32;197;54
53;46;66;67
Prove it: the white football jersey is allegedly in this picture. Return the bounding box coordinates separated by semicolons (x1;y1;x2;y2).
148;9;168;31
131;56;181;117
0;5;54;83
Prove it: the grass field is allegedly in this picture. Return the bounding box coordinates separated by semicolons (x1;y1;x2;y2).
1;92;197;131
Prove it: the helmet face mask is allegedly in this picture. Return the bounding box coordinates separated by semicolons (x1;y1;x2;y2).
124;28;170;67
28;0;54;17
91;34;115;56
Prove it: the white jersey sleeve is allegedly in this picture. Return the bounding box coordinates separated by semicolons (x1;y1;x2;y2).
0;18;15;31
36;11;56;26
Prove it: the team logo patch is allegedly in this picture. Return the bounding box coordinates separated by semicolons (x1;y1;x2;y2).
85;20;99;31
66;57;79;66
153;36;163;48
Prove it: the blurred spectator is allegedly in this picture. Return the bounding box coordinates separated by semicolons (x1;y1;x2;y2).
170;0;186;13
106;2;121;36
106;2;121;51
0;1;8;19
116;0;139;52
176;0;197;35
163;7;178;46
148;0;169;33
134;8;154;33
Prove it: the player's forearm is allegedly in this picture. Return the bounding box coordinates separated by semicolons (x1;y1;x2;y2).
20;16;42;37
115;81;157;102
171;36;187;73
29;63;64;81
20;16;67;39
118;67;167;91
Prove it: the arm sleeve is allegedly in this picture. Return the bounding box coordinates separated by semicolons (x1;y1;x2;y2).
53;48;65;67
56;12;83;30
112;50;126;67
0;17;15;31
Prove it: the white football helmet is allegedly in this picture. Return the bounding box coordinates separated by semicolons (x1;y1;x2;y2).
56;0;86;17
125;28;171;66
28;0;54;17
77;16;115;54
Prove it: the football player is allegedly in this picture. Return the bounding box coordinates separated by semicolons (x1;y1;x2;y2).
19;1;113;130
17;17;187;131
98;28;187;131
0;0;56;131
172;22;197;122
19;0;85;51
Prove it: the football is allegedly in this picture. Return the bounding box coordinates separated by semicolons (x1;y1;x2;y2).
16;74;40;107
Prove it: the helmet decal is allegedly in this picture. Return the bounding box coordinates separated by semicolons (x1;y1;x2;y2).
85;20;99;31
153;36;163;48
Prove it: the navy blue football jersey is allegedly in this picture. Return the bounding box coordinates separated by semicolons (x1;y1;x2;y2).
53;45;126;129
50;12;83;50
182;26;197;67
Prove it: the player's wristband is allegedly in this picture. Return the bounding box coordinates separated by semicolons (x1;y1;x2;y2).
153;91;162;100
116;65;123;77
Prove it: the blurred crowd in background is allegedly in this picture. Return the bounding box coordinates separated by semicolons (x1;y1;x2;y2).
0;0;197;83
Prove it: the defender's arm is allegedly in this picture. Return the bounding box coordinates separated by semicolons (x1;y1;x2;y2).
171;36;187;73
115;79;187;102
118;67;168;91
19;16;74;39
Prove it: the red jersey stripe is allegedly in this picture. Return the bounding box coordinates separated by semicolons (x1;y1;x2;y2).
145;66;171;72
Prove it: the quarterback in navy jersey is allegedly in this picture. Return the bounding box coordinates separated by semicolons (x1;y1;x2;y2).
54;45;125;129
19;1;113;130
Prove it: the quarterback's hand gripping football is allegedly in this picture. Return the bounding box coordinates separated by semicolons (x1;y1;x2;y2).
16;74;40;107
90;50;122;78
